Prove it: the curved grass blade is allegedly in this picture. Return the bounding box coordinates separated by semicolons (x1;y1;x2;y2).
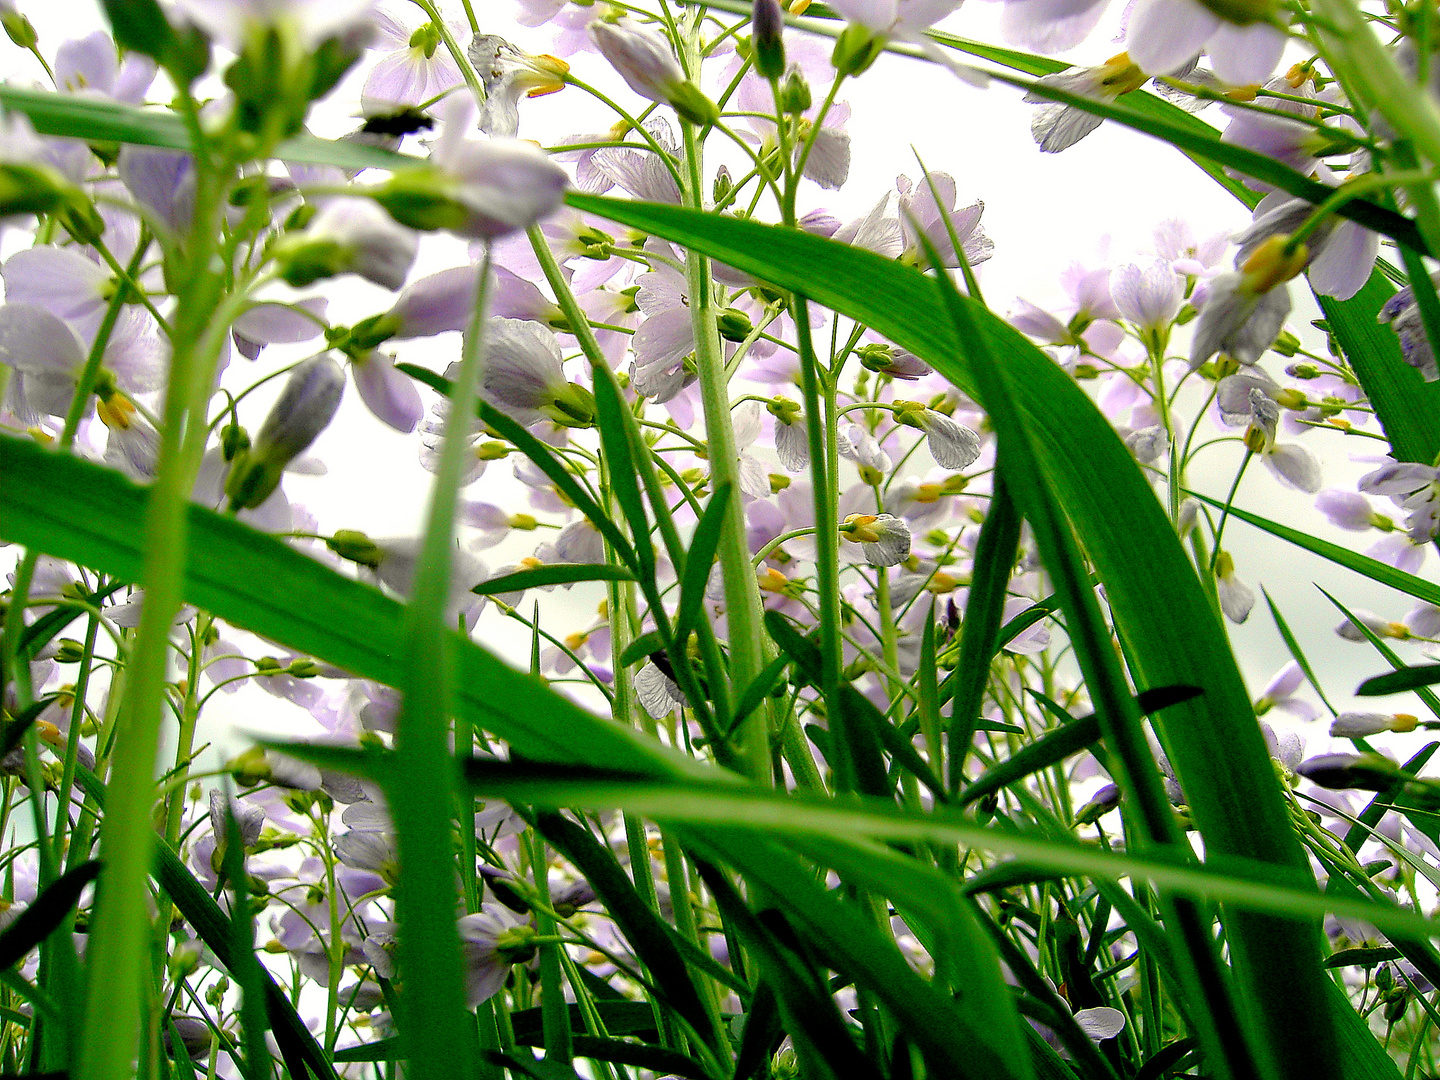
0;861;100;971
472;563;635;596
947;469;1022;791
1189;493;1440;607
559;195;1355;1080
674;483;732;649
0;86;421;173
1357;664;1440;696
1317;273;1440;466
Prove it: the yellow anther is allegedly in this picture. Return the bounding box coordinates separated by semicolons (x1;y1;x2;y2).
1240;235;1308;294
96;392;136;431
757;567;789;593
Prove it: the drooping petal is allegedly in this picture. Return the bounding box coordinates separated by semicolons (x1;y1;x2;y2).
1126;0;1217;76
352;352;423;433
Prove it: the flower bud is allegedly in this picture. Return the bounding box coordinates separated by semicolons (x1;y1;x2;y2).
273;198;418;290
1075;783;1120;825
831;22;884;77
226;356;345;510
1330;712;1419;737
1295;752;1404;791
2;8;36;49
588;19;719;125
1240;235;1308;294
752;0;787;80
716;307;754;342
327;529;386;568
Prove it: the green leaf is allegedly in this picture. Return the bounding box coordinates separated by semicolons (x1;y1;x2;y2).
1317;272;1440;466
947;470;1021;790
674;482;732;649
591;366;657;587
729;651;791;737
0;861;100;971
455;762;1440;947
617;630;667;669
1324;947;1404;968
0;86;421;173
397;363;638;572
1190;492;1440;608
563;194;1348;1080
471;563;635;596
1357;664;1440;696
533;811;724;1055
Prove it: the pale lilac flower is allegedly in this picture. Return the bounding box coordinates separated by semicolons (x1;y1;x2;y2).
173;0;377;51
458;317;594;428
1213;550;1253;623
281;197;419;290
1233;192;1378;302
843;513;911;566
588;19;717;125
591;117;682;205
371;536;487;631
1315;489;1378;532
897;172;992;270
1126;0;1285;85
1025;53;1147;153
1188;270;1291;366
996;0;1109;53
1110;260;1182;333
1378;277;1440;381
1367;533;1425;575
350;351;423;432
457;907;534;1006
56;30;155;103
1261;721;1304;773
384;96;568;240
1335;608;1405;642
1331;712;1418;738
1154;218;1228;277
1404;603;1440;638
631;260;697;403
1219;77;1320;190
634;660;686;718
361;10;464;115
1358;461;1440;542
232;298;328;360
839;423;893;477
469;35;570;137
1253;660;1320;722
912;408;982;469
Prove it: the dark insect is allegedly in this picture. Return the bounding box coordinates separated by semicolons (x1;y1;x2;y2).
359;108;435;137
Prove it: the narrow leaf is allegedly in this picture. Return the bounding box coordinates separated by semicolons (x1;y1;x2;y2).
0;861;100;971
471;563;635;596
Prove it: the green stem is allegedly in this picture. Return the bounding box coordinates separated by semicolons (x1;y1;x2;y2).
386;246;494;1080
77;139;234;1080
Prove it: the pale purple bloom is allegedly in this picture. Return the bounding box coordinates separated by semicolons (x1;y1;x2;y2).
996;0;1108;53
915;408;982;469
844;513;912;566
351;351;423;432
828;0;962;36
1331;712;1414;738
1315;489;1377;532
897;172;992;270
635;660;686;718
420;97;569;240
174;0;377;50
470;35;570;137
1359;461;1440;542
1264;442;1321;494
1214;551;1253;623
56;31;155;103
1378;277;1439;381
591;117;682;204
1253;660;1320;723
372;535;487;630
462;317;570;427
1111;260;1182;332
1189;271;1291;366
361;10;464;115
1025;55;1147;152
232;298;328;360
1367;533;1424;575
1126;0;1284;85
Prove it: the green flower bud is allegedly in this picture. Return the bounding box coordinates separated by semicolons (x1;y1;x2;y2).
716;307;753;342
226;356;345;510
752;0;787;79
779;65;812;113
542;382;597;428
831;22;884;77
326;529;385;568
2;9;38;49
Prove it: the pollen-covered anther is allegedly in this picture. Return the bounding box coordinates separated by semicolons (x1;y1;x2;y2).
527;56;570;97
96;390;137;431
758;567;790;593
1097;53;1146;96
842;513;882;543
1240;235;1308;294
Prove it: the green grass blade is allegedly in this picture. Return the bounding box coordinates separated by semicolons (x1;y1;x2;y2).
674;483;732;650
1357;664;1440;696
1189;493;1440;607
1317;273;1440;466
472;563;636;595
946;470;1022;791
